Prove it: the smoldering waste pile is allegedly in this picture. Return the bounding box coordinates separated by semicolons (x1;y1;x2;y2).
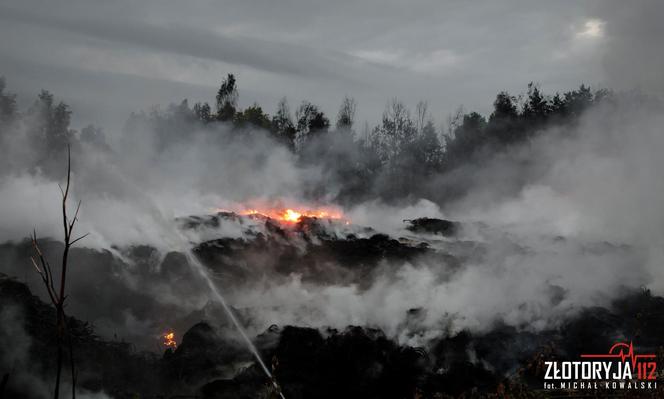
1;212;663;398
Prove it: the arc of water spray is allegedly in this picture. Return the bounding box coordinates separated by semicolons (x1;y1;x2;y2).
132;200;285;398
182;250;286;399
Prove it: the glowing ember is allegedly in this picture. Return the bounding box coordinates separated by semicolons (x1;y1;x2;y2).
237;206;346;223
163;331;177;348
283;209;302;222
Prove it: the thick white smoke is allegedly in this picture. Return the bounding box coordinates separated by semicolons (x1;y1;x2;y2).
208;95;664;346
0;87;662;354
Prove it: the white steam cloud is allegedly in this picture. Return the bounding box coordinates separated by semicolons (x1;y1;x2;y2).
0;87;662;354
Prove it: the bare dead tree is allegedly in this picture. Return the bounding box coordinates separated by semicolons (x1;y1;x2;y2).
415;100;429;134
30;146;87;399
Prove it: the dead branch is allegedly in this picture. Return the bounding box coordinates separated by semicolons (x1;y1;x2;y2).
30;145;85;399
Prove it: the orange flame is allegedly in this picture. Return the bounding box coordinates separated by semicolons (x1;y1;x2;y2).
238;206;345;224
283;209;302;222
163;331;177;348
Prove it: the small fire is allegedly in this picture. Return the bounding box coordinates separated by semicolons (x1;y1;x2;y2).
238;206;345;224
283;209;302;222
163;331;177;348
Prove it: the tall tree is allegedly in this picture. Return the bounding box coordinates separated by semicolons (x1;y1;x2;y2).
444;111;488;167
418;119;442;171
490;91;518;121
415;100;429;134
193;102;212;123
28;90;73;159
295;101;329;147
376;99;416;163
488;91;520;144
522;82;550;122
336;96;356;132
233;103;272;131
564;84;594;117
272;97;296;149
410;100;442;172
216;74;238;122
0;77;16;124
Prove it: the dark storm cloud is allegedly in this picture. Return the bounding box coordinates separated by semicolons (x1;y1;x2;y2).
594;0;664;92
0;4;355;80
0;0;657;131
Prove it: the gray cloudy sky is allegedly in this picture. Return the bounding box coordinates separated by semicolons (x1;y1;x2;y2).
0;0;661;131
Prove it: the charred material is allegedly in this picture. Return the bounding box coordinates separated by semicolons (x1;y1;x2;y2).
0;273;162;398
3;272;664;398
405;218;460;237
193;231;455;287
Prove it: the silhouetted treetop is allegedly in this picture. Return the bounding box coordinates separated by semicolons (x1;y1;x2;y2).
0;75;624;205
336;96;356;132
272;97;297;149
295;101;329;147
0;76;16;123
233;103;272;131
216;74;238;122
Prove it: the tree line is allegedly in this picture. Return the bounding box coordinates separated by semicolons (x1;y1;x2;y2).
0;74;615;203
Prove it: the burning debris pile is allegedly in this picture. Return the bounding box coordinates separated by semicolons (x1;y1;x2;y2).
1;207;659;398
181;210;460;288
2;271;664;398
236;206;346;224
1;5;663;392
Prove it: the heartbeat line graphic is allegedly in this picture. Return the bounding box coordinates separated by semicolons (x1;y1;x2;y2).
581;342;656;367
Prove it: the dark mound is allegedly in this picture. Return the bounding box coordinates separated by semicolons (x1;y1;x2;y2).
405;217;460;237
